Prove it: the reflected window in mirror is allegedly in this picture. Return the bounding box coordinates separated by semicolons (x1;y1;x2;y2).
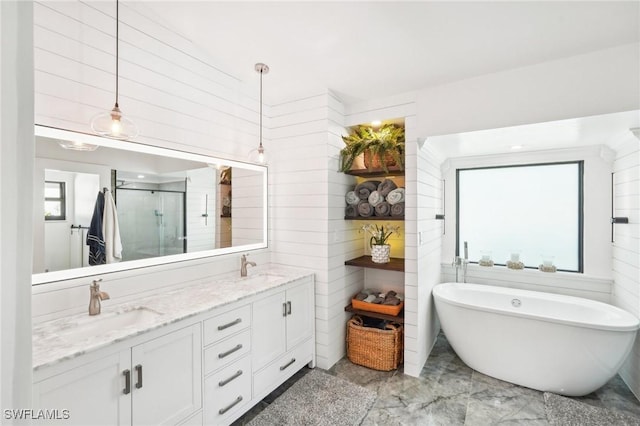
44;181;66;221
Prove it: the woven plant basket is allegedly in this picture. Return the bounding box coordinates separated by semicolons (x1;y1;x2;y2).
363;150;400;170
346;315;403;371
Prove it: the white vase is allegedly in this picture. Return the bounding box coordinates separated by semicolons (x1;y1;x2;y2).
371;244;391;263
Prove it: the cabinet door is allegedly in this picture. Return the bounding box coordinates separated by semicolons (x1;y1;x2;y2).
252;290;286;370
131;324;202;426
286;279;314;350
33;350;131;426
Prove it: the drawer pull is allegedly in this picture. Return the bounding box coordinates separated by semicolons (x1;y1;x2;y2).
286;301;292;315
218;344;243;359
279;358;296;371
282;302;287;317
217;318;242;331
122;369;131;395
218;370;243;387
218;396;243;415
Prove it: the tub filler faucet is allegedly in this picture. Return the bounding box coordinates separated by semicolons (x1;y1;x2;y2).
452;241;469;283
240;254;256;277
89;279;110;316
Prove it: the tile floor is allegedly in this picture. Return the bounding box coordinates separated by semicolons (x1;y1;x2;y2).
234;333;640;425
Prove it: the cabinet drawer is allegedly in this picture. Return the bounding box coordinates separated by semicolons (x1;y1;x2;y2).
253;338;313;399
203;329;251;375
204;356;252;425
203;305;250;345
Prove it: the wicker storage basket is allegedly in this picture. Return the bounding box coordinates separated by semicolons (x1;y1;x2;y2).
346;316;403;371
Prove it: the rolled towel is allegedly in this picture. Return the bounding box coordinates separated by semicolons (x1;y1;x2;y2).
354;180;381;200
357;201;374;217
368;190;384;207
345;205;358;219
382;297;401;306
385;290;397;299
354;292;368;301
396;293;405;301
374;201;391;217
390;202;405;217
345;191;360;206
363;294;377;303
387;187;405;205
371;297;384;304
378;179;398;197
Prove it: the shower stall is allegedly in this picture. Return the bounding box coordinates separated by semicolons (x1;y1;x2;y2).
116;187;186;261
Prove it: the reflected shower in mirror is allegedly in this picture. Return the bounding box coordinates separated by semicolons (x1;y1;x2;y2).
33;126;267;285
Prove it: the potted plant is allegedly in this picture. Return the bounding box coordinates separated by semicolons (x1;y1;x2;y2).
362;223;401;263
339;124;405;173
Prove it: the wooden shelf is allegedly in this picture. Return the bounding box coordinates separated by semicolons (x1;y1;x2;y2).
220;214;231;218
345;255;404;272
344;168;404;178
345;304;404;323
344;216;404;221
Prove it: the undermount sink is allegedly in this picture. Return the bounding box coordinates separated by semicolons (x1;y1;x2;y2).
63;307;164;341
239;273;286;286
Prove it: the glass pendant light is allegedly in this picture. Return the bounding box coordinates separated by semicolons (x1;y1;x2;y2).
90;0;138;140
249;63;269;164
57;139;99;151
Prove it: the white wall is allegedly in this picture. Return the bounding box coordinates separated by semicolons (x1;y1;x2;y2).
404;128;443;377
186;167;216;252
416;43;640;138
268;92;363;369
0;0;34;417
611;132;640;398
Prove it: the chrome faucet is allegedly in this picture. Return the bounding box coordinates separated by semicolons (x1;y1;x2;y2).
89;279;110;316
452;241;469;283
240;254;256;277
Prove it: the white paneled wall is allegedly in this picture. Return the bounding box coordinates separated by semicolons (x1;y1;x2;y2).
404;133;443;377
34;1;257;160
232;167;265;246
612;133;640;398
268;92;362;369
32;1;267;320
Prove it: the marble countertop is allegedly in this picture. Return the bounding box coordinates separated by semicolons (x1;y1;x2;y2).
33;265;313;371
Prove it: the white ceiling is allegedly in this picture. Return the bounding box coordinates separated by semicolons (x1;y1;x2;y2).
142;1;640;105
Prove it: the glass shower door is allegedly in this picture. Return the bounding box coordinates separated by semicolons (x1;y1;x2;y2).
116;189;185;261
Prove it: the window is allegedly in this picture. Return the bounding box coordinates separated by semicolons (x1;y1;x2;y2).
44;181;66;221
457;162;583;272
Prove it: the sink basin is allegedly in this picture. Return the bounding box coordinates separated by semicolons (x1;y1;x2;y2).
63;307;163;341
240;273;286;286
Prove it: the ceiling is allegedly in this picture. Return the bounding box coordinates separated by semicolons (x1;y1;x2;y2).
142;1;640;105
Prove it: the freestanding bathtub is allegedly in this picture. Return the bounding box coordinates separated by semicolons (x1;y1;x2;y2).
433;282;639;396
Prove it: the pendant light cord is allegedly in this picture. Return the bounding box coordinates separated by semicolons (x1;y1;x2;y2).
259;68;263;149
115;0;119;108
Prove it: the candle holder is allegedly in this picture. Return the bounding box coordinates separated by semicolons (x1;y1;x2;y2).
539;255;556;273
507;251;523;269
478;251;494;267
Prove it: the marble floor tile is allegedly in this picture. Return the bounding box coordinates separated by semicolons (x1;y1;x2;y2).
233;333;640;425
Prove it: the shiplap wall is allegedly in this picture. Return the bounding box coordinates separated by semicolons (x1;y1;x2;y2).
612;132;640;398
268;92;363;369
404;139;443;377
34;1;258;160
32;1;271;320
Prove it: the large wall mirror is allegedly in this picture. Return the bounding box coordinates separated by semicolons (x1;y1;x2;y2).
33;126;267;285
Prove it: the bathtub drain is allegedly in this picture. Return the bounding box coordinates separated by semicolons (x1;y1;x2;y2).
511;298;521;308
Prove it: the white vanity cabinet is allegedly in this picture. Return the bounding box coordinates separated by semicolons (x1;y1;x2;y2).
251;276;315;399
33;324;202;426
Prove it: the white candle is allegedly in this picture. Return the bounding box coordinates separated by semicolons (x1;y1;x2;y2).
481;254;490;261
543;259;553;267
510;253;519;262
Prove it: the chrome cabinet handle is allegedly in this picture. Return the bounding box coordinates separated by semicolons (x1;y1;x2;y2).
218;396;243;415
286;301;292;315
217;318;242;331
218;370;243;387
135;364;143;389
279;358;296;371
218;344;243;359
122;369;131;395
